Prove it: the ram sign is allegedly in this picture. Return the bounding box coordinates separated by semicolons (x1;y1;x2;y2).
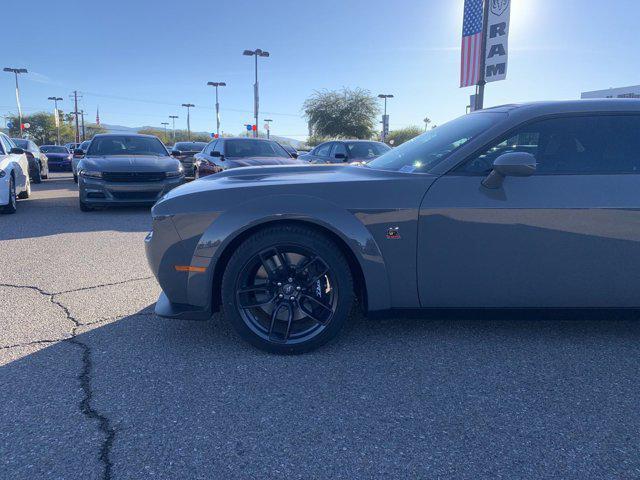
485;0;511;83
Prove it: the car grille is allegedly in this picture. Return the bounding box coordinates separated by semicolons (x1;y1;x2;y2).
102;172;166;183
111;191;161;200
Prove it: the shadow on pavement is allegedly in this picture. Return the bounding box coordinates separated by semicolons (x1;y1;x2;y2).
2;308;640;478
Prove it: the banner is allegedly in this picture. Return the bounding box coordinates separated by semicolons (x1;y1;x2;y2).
54;108;60;128
484;0;511;83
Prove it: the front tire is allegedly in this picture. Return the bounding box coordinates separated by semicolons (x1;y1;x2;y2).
221;224;354;354
17;178;30;199
73;173;78;183
2;176;17;214
32;164;42;184
79;199;93;212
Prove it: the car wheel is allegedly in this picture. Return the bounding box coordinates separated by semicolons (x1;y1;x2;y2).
79;199;93;212
2;175;17;214
17;178;30;199
32;163;42;184
73;174;78;183
221;224;354;354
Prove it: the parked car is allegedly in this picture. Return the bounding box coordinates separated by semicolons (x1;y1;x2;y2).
279;143;299;158
193;137;304;178
0;133;30;214
72;140;92;182
170;141;207;179
40;145;73;171
11;138;49;183
77;133;184;211
299;140;390;164
146;99;640;353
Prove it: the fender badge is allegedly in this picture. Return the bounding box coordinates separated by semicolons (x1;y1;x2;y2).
386;226;401;240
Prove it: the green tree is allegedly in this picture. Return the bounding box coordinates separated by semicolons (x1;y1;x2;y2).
7;112;77;144
303;88;380;139
385;126;423;146
139;127;211;144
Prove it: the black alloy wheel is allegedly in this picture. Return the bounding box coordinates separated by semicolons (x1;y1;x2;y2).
3;176;17;214
222;225;353;353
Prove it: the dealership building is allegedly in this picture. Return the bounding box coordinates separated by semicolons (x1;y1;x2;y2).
581;85;640;99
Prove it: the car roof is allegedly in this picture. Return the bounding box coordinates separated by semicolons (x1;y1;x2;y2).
487;99;640;115
91;133;159;139
220;137;275;142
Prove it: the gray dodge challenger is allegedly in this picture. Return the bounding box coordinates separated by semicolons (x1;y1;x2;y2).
146;99;640;353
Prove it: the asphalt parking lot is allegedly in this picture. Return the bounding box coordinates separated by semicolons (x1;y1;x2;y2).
1;173;639;479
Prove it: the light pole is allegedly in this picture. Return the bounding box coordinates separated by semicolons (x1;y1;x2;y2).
243;49;269;138
181;104;194;140
161;122;169;142
264;118;273;139
48;96;63;144
169;115;178;142
3;67;28;136
206;81;226;137
377;94;393;142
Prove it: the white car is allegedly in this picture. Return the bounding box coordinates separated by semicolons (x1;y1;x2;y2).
0;133;31;214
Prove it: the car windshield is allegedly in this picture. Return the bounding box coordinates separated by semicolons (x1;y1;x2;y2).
346;142;390;158
41;146;69;153
174;142;206;151
225;139;289;158
12;139;28;148
80;141;91;150
87;136;168;156
367;112;506;173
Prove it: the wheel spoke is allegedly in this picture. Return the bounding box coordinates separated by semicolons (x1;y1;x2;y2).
299;293;333;325
258;247;289;279
297;256;329;287
268;302;294;343
237;286;274;309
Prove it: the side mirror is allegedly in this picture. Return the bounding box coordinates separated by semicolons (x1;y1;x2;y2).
482;152;537;189
211;151;222;158
171;150;182;156
73;148;85;156
334;153;347;161
290;152;298;159
9;147;25;155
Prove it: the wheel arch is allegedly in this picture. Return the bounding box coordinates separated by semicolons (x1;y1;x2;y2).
210;219;370;314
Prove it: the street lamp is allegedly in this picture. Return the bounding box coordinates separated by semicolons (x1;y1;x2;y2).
169;115;178;142
264;118;273;139
4;67;28;136
377;94;394;142
243;48;269;138
47;96;63;145
206;81;226;137
161;122;169;142
181;104;194;141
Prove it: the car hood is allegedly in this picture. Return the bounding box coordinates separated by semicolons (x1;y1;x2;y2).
82;155;181;172
226;156;304;168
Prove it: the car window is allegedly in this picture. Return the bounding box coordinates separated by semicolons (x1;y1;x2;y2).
0;136;6;155
367;112;506;173
87;136;169;156
224;139;289;158
0;135;14;154
315;142;332;157
345;141;389;159
41;146;69;154
12;139;28;149
203;140;218;155
333;142;347;157
174;142;207;152
458;114;640;175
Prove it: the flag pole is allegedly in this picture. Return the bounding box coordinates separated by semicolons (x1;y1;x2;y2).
475;0;490;111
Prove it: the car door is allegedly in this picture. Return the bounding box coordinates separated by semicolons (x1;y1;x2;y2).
418;113;640;308
1;135;27;191
310;142;333;164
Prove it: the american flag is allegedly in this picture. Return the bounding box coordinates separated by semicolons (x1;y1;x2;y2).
460;0;484;88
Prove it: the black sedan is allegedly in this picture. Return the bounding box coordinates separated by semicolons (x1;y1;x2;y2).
193;137;304;178
12;138;49;183
170;141;207;179
299;140;390;164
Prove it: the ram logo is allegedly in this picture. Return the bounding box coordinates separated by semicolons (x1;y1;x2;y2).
491;0;509;16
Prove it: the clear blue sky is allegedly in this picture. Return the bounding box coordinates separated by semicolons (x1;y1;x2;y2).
2;0;639;140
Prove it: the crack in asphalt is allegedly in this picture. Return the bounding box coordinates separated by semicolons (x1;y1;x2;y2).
0;276;153;480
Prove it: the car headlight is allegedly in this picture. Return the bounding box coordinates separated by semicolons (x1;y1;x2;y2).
0;170;5;179
80;170;103;179
165;169;184;178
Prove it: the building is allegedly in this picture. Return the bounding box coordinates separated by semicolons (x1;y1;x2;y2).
581;85;640;99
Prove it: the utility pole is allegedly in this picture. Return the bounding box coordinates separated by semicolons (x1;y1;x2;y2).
161;122;169;141
206;82;226;136
475;0;490;111
80;110;86;141
181;104;194;140
72;91;80;143
243;49;269;138
264;118;273;139
169;115;178;142
48;96;63;144
3;67;28;136
377;94;393;142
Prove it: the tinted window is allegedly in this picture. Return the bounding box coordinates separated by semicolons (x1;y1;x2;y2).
202;140;217;155
315;142;332;157
224;139;289;158
80;141;91;150
367;112;506;173
345;141;390;158
333;142;348;157
87;136;169;156
41;146;69;154
1;135;15;153
459;115;640;175
0;136;6;155
174;142;207;152
12;139;28;149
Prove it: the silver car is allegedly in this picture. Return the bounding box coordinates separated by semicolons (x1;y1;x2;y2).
78;134;184;211
146;99;640;353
